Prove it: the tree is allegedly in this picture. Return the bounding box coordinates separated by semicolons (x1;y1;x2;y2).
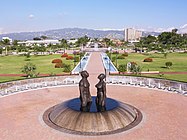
63;64;71;72
118;64;126;72
33;37;41;40
40;35;48;40
102;38;114;47
33;45;46;55
172;28;178;33
1;39;10;55
165;62;172;69
0;48;3;54
60;39;69;53
75;36;90;48
21;63;37;78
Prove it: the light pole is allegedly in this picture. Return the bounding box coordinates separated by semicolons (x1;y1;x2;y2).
79;51;82;69
116;50;118;68
109;49;111;74
73;50;76;68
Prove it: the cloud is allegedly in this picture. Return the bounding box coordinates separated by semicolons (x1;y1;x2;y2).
28;14;35;19
137;26;175;33
96;28;124;31
137;24;187;33
178;24;187;33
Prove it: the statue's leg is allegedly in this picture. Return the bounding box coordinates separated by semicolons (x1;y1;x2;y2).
80;94;88;112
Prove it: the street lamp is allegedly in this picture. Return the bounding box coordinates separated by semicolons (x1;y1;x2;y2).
116;49;118;68
109;47;112;74
73;50;76;68
79;51;82;69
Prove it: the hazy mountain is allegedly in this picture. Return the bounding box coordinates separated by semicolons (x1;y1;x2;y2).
142;31;161;37
0;27;164;41
0;28;125;40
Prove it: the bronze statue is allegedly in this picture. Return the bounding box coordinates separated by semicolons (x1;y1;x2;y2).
95;74;106;112
79;71;92;112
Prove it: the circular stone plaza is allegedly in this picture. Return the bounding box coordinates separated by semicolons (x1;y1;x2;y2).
0;52;187;140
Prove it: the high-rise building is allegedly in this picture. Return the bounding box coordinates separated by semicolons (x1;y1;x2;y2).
124;28;142;42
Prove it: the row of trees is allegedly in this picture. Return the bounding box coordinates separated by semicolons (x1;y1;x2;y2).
0;35;91;55
135;29;187;52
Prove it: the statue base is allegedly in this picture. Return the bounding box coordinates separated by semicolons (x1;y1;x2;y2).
43;97;142;136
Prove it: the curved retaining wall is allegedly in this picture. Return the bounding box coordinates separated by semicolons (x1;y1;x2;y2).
107;76;187;95
0;76;80;97
0;75;187;97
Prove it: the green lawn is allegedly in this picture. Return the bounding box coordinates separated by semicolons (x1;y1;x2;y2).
0;53;187;83
110;52;187;82
137;74;187;83
0;77;25;83
0;54;76;74
0;54;77;82
114;52;187;72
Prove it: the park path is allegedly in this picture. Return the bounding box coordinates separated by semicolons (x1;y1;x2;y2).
86;52;105;95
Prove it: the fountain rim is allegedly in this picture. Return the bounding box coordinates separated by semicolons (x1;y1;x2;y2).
43;98;143;136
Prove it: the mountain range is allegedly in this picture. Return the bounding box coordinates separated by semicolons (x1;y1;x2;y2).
0;28;161;41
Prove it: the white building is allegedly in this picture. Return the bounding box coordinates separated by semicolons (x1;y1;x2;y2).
18;40;60;46
124;28;142;42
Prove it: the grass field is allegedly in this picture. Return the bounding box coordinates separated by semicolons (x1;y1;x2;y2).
0;54;76;74
0;52;187;83
110;52;187;82
113;52;187;72
0;54;76;82
135;74;187;83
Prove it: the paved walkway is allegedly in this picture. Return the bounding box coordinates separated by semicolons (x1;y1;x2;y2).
86;52;105;95
0;86;186;140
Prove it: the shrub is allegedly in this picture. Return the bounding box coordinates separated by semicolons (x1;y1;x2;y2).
52;59;62;63
61;53;68;57
131;65;142;75
55;63;63;68
118;64;126;72
130;62;137;65
112;56;116;62
117;55;125;59
105;50;109;53
63;64;71;72
21;62;37;78
79;52;85;57
66;56;74;60
122;52;128;57
165;62;172;69
74;57;79;62
143;58;153;62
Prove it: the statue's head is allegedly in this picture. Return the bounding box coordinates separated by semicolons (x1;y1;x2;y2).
80;70;89;78
98;73;106;80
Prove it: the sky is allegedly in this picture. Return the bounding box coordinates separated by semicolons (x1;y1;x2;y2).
0;0;187;34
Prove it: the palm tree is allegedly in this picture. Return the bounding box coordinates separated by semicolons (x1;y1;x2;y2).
60;39;69;53
1;39;10;55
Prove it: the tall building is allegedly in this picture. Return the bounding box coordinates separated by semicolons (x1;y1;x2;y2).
124;28;142;42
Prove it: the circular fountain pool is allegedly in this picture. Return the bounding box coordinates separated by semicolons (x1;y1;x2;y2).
43;97;142;136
